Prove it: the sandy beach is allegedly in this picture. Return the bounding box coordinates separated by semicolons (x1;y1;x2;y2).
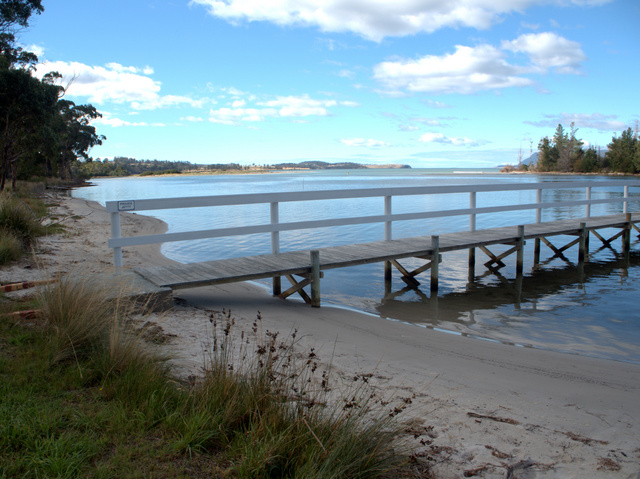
5;192;639;478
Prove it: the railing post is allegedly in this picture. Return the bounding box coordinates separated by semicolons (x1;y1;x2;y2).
624;185;629;214
384;195;392;241
585;186;591;218
270;202;281;295
468;191;476;282
534;188;542;267
384;195;392;285
110;212;123;268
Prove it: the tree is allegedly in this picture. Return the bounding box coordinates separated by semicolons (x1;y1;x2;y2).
606;128;637;174
0;66;60;189
575;146;598;173
0;0;43;33
536;136;557;172
51;100;105;179
0;1;106;187
0;0;43;67
554;123;583;172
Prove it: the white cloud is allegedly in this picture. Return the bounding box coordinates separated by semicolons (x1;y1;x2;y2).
209;94;357;124
341;138;391;148
259;95;337;117
419;132;480;146
502;32;586;74
34;61;204;110
337;69;355;79
94;116;165;127
21;43;45;58
209;107;278;124
373;32;586;95
425;100;451;109
181;116;205;122
190;0;612;41
374;44;531;95
526;113;628;132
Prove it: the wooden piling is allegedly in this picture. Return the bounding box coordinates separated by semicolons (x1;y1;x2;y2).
516;225;525;277
623;213;632;254
310;250;321;308
578;222;587;264
468;248;475;283
534;238;541;268
431;235;439;294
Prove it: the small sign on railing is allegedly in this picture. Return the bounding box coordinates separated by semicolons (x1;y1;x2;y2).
118;201;135;211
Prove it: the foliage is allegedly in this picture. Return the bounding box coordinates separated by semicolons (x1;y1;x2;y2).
606;127;638;174
0;1;105;190
534;123;639;175
0;276;419;478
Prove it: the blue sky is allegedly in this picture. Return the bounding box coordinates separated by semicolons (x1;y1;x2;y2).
21;0;640;168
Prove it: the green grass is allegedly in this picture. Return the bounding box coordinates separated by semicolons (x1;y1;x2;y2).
0;277;423;478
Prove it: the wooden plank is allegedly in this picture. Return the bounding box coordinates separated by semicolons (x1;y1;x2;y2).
135;213;639;295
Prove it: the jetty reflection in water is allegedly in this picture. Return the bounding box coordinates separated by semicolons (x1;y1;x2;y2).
375;236;640;363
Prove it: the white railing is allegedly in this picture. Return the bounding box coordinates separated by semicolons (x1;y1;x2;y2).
107;180;640;267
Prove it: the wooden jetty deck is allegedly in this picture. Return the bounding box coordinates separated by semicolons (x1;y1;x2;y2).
135;213;639;307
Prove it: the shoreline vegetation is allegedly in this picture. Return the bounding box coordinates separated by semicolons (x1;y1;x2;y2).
0;183;422;478
1;183;639;477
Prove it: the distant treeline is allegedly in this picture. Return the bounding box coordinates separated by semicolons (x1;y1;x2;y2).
271;161;370;170
75;158;410;178
504;123;640;174
75;157;254;177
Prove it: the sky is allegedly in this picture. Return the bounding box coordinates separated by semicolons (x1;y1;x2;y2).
19;0;640;168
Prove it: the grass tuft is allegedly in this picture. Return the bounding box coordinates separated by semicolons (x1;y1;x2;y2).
0;228;23;264
0;192;45;248
38;275;117;365
1;276;421;478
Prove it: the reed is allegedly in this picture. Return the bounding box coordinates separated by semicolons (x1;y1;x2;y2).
2;278;420;478
171;310;412;477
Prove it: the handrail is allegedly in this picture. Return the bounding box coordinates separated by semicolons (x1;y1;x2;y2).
105;180;637;212
107;180;640;267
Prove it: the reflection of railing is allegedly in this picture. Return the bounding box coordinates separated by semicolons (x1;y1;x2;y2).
107;180;640;268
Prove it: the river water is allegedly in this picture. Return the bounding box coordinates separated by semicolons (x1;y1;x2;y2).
72;169;640;364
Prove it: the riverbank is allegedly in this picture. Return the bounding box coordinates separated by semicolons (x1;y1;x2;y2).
6;192;640;478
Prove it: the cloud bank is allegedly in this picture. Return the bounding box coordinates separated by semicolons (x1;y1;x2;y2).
190;0;612;41
373;32;586;95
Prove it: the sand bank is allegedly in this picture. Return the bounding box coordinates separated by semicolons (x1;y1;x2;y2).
5;192;639;478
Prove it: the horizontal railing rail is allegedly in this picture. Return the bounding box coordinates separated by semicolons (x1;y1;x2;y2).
107;180;640;267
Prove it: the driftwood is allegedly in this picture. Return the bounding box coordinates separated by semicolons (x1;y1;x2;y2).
467;411;519;425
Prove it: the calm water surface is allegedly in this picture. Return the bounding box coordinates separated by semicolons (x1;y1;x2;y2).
72;169;640;364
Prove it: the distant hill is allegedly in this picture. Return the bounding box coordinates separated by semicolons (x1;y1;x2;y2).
271;161;410;170
522;152;538;166
497;152;537;169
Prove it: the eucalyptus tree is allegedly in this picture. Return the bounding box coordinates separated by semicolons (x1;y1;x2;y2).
0;0;105;188
51;99;105;180
0;62;61;189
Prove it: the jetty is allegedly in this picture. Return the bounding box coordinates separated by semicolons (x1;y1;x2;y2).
107;180;640;307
